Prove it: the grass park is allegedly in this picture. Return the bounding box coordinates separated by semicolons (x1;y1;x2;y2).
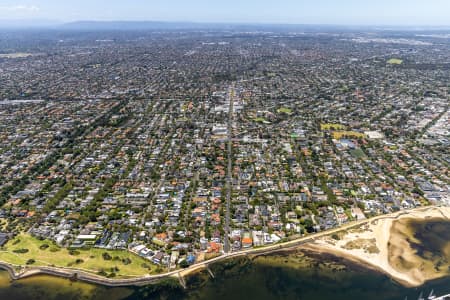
387;58;403;65
253;117;271;124
320;123;347;131
277;107;293;115
0;233;158;278
332;131;366;140
350;148;367;159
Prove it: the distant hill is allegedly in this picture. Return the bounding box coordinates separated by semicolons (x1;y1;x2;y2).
58;21;359;32
60;21;214;31
0;19;362;32
1;20;448;32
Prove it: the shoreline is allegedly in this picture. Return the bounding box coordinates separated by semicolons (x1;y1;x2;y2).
300;243;417;287
300;206;450;288
0;205;448;288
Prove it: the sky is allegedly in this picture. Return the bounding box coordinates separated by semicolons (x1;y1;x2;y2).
0;0;449;26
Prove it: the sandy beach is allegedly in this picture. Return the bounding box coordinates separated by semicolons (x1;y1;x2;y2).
301;206;450;287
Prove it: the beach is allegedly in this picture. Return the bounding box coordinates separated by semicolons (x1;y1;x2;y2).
302;206;450;287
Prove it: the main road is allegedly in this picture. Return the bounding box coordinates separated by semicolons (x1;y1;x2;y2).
224;84;234;253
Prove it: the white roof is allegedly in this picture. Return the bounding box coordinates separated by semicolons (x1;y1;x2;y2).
76;234;96;240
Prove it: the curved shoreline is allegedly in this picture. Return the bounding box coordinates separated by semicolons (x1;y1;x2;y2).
300;243;417;287
0;205;448;288
302;206;450;288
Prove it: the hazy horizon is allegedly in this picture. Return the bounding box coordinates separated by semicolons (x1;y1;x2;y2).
0;0;449;27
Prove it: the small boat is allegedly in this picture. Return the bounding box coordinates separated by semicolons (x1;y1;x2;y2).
404;291;450;300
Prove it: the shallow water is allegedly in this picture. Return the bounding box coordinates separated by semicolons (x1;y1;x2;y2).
174;252;450;300
0;271;133;300
1;237;450;300
408;219;450;261
1;262;449;300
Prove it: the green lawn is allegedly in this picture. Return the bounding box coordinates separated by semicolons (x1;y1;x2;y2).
253;117;271;124
350;148;367;159
277;107;293;115
320;123;347;131
387;58;403;65
0;234;158;277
